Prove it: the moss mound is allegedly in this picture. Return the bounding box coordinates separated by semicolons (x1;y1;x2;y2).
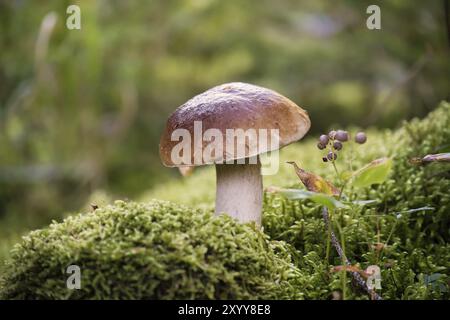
0;200;304;299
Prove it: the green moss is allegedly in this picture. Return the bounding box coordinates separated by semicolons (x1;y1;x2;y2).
262;102;450;299
144;103;449;298
0;200;304;299
1;102;449;300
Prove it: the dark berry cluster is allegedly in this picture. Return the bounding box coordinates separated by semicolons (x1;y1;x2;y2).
317;130;367;162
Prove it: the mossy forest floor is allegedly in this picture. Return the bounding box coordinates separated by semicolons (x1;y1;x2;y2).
0;102;449;299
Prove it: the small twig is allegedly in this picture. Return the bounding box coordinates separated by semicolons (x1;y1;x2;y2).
322;207;383;300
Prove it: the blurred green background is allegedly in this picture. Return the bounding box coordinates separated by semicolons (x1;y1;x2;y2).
0;0;449;256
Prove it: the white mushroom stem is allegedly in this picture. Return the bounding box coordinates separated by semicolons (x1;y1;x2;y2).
214;156;262;226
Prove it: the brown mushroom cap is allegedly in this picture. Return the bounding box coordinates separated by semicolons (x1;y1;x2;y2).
160;82;311;167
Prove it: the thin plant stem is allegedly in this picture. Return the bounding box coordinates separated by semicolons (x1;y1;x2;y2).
334;218;347;300
338;179;349;200
330;150;347;298
375;213;381;264
328;142;342;185
322;207;382;300
325;217;331;263
379;219;399;260
331;158;341;184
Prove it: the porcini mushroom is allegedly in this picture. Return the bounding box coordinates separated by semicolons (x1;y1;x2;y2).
159;82;310;226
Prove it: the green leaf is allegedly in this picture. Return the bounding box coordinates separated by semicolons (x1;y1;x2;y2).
275;188;347;210
349;199;378;206
394;206;435;218
423;273;448;293
352;157;392;188
340;170;353;181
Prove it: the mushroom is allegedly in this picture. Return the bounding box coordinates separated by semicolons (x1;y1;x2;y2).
159;82;310;226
